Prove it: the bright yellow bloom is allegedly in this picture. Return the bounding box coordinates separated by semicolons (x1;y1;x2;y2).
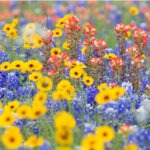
2;24;13;32
129;7;139;15
97;83;108;91
0;111;15;127
63;41;70;50
29;105;47;120
72;62;86;69
32;33;43;48
16;104;31;119
1;126;23;149
0;62;11;71
23;32;43;49
123;143;138;150
33;91;48;105
52;28;63;37
27;60;43;72
55;146;73;150
25;135;44;148
63;14;74;20
81;46;87;54
55;129;73;145
11;60;25;70
104;53;117;60
83;76;94;86
81;133;104;150
81;70;87;78
52;90;66;101
21;62;28;73
12;18;19;27
125;31;131;40
23;39;30;49
55;80;76;101
6;28;18;39
69;67;83;79
50;47;61;56
56;80;72;89
0;101;3;108
36;76;53;91
95;88;114;104
28;72;42;82
112;86;126;100
56;18;67;28
95;126;115;143
65;85;76;101
4;100;20;112
54;111;76;130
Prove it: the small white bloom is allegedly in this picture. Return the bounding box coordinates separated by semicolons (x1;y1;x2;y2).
136;106;148;122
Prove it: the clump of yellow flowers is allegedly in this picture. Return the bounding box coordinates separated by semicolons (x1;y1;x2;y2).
3;18;18;39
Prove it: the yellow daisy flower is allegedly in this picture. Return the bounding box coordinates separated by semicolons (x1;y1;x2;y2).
55;129;73;145
36;76;53;91
81;134;104;150
0;111;15;127
29;105;47;120
1;126;23;149
52;28;63;37
6;28;18;39
95;125;115;143
123;143;138;150
95;88;114;104
32;91;48;105
11;60;25;71
83;76;94;86
0;62;11;71
104;53;117;60
54;111;76;130
28;72;42;82
56;18;67;28
25;135;44;148
63;41;70;50
2;24;13;32
69;67;83;79
129;7;139;15
50;47;61;56
16;105;31;119
4;100;20;112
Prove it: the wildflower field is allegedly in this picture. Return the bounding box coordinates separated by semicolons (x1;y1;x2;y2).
0;0;150;150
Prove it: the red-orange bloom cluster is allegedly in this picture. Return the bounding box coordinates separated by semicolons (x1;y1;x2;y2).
83;24;97;36
94;39;107;50
133;28;148;47
126;46;139;57
110;57;124;71
115;23;130;37
65;16;81;34
42;30;53;45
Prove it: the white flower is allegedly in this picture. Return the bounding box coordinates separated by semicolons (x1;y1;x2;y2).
121;81;133;90
141;99;150;113
136;106;148;122
74;146;82;150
